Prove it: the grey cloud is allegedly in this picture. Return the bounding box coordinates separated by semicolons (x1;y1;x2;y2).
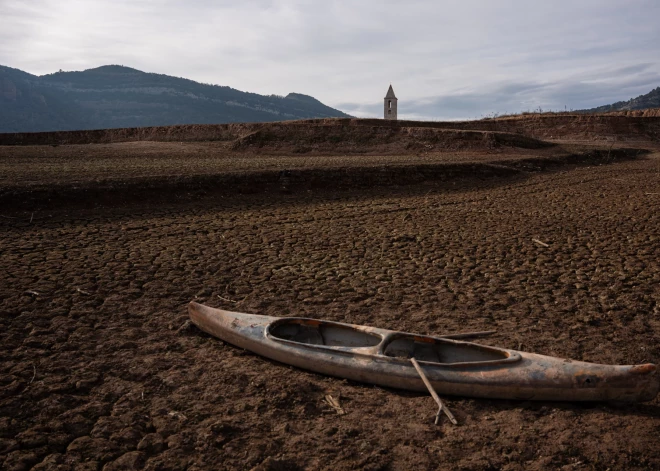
341;64;660;120
1;0;659;118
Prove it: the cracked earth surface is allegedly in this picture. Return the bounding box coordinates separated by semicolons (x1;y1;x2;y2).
1;151;659;470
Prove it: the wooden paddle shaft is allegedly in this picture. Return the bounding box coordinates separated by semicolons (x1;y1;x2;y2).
411;358;458;425
438;330;496;340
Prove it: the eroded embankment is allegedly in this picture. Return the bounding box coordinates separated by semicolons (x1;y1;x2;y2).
1;113;659;147
229;124;548;153
0;148;645;212
0;123;252;146
302;115;660;143
0;122;547;153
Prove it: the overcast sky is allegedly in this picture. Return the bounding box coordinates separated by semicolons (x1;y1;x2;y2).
2;0;659;120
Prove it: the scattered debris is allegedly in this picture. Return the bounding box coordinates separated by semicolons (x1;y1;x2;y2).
324;394;345;415
20;364;38;394
177;320;194;334
217;294;247;304
167;411;187;421
29;364;36;385
532;238;549;248
217;294;240;303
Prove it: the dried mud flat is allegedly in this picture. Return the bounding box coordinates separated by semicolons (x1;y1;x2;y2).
1;122;660;470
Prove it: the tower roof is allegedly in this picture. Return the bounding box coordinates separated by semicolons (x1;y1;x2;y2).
385;84;397;99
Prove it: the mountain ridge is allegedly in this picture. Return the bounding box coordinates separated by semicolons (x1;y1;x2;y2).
579;87;660;113
0;64;351;132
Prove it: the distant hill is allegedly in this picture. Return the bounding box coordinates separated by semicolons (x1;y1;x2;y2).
0;65;351;132
580;87;660;113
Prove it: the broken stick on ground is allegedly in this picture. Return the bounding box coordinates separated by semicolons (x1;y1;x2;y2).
324;394;345;415
217;294;240;304
532;238;549;247
411;357;458;426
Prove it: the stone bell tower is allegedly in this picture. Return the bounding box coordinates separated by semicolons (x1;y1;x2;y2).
384;84;397;120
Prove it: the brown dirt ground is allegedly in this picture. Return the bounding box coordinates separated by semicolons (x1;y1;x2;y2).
1;123;659;470
0;141;615;189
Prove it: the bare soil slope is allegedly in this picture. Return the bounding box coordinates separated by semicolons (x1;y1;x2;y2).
1;112;659;147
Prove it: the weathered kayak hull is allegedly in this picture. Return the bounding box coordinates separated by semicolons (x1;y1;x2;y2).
189;302;659;403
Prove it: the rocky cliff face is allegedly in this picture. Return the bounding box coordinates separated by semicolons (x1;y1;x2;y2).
0;65;351;132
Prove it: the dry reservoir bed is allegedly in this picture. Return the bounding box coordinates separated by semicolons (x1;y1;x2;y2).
1;151;660;470
0;141;647;212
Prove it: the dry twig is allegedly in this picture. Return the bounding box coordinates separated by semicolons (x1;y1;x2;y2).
532;238;549;248
324;394;345;415
217;294;245;304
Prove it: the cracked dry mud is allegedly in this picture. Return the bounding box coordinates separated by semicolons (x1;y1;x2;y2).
1;143;659;470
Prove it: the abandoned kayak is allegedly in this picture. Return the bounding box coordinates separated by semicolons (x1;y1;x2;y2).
188;302;659;403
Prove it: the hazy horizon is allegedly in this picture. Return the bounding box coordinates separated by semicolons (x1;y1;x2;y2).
2;0;659;120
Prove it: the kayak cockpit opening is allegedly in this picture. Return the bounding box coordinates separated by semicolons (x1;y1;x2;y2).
382;334;515;364
265;318;519;365
268;319;382;348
